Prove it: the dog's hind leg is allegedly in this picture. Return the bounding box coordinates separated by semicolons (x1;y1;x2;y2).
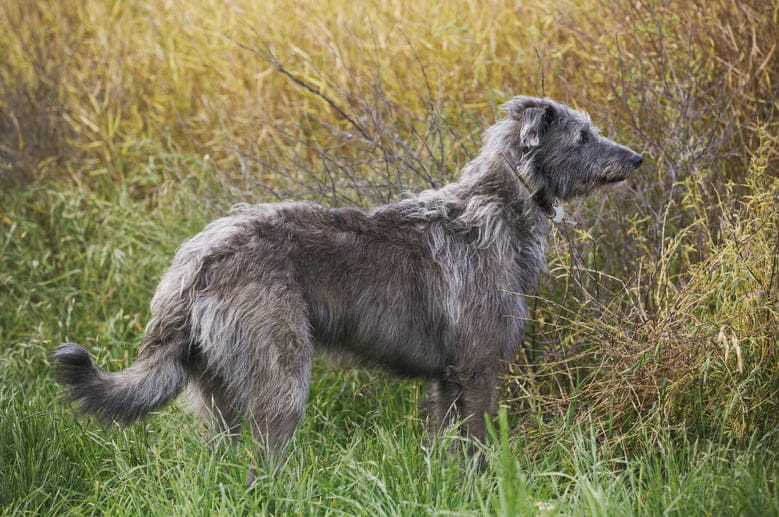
187;374;243;440
244;340;311;485
192;280;313;484
239;287;313;484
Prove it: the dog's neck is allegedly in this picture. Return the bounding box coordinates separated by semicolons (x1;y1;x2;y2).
498;152;560;222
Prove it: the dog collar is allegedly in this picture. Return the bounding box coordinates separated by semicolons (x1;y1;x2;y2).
552;203;564;223
532;191;557;220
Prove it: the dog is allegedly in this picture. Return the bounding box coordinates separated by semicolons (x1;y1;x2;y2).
51;96;643;477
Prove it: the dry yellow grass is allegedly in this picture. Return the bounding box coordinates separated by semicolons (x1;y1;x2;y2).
4;0;775;183
2;0;574;186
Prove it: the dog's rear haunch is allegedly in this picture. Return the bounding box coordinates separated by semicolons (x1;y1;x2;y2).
52;96;642;475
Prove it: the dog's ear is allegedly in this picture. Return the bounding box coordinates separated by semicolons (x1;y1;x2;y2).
502;97;555;149
517;107;550;148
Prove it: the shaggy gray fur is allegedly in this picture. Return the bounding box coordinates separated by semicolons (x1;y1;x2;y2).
51;96;642;473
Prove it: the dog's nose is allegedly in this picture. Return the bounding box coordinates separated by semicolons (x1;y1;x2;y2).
631;154;643;168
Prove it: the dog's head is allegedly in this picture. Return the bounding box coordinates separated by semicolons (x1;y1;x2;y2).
499;96;643;200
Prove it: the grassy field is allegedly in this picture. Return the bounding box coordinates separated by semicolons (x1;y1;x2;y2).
1;0;778;514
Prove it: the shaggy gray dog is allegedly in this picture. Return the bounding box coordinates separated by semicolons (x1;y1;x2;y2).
52;96;642;472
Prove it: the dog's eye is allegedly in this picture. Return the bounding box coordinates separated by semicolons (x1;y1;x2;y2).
579;129;590;144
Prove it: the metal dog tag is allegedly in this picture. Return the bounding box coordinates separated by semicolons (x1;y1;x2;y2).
552;204;565;223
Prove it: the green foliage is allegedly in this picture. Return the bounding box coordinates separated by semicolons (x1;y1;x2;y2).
1;0;777;513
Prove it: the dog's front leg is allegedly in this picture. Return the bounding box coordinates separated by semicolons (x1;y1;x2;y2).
455;368;499;461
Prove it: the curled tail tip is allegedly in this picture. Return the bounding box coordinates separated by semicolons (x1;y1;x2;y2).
50;342;99;387
51;342;90;361
50;341;188;426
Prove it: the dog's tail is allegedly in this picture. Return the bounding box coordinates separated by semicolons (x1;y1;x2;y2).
50;339;190;425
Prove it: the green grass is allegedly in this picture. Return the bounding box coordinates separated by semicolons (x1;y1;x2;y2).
2;366;778;514
1;176;777;515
